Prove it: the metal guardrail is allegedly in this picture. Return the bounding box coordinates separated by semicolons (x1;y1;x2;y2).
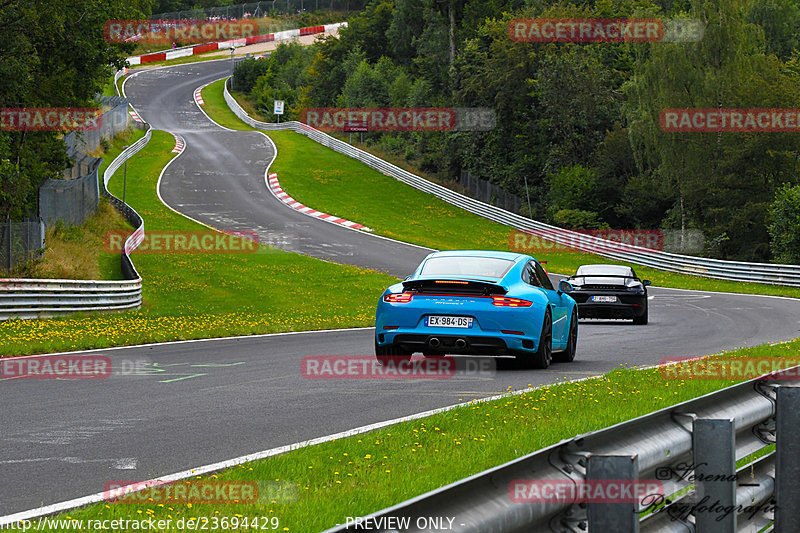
0;123;150;320
320;369;800;532
223;80;800;287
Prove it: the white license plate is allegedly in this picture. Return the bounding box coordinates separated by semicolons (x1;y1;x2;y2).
426;316;473;328
591;296;618;303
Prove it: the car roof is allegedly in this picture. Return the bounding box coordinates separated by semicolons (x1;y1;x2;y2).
426;250;531;262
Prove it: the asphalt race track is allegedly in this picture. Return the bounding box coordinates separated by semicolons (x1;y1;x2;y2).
2;61;800;518
123;60;430;277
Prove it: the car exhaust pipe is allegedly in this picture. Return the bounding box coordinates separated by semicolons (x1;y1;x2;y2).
428;337;441;348
455;338;467;349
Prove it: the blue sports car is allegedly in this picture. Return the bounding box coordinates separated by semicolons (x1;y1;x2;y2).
375;250;578;369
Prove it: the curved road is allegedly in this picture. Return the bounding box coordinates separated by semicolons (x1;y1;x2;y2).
124;60;430;277
2;61;800;519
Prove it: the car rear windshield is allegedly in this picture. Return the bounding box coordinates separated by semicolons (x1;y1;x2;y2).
576;265;633;277
420;257;514;279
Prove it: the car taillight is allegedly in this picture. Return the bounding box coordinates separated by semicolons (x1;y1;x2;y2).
491;296;532;307
383;293;413;303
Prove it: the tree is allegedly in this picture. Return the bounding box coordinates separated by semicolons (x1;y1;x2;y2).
0;0;145;222
546;165;604;226
768;184;800;264
624;0;800;259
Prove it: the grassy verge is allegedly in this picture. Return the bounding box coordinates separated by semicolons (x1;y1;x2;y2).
40;339;798;532
102;75;117;97
21;200;131;281
0;199;130;281
0;130;396;357
202;81;800;299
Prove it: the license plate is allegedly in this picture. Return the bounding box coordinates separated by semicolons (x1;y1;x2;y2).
591;296;618;303
426;316;473;328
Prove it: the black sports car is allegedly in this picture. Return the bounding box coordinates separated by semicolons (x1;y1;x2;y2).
566;264;651;324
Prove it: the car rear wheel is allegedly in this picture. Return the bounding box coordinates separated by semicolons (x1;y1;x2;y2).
553;309;578;363
516;311;552;369
375;340;412;365
633;303;648;325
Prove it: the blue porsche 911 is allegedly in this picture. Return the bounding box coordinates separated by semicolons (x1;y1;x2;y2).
375;250;578;369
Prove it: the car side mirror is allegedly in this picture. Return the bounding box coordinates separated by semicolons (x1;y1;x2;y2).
403;276;411;281
643;279;651;286
559;280;574;293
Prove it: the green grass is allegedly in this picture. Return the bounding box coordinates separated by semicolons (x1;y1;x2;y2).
102;74;117;97
0;129;397;357
200;81;800;299
37;338;799;532
26;199;131;281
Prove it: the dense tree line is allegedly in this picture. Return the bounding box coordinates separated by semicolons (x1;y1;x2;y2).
0;0;148;222
235;0;800;262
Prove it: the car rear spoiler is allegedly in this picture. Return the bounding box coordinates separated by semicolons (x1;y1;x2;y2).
568;274;639;280
401;279;508;296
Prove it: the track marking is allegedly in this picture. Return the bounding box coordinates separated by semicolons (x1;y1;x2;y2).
159;373;206;383
170;133;185;154
266;172;372;231
193;86;205;106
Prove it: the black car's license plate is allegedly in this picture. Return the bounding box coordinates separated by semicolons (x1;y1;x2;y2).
591;295;618;303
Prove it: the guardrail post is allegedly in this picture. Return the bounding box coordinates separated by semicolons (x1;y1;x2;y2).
587;454;639;532
776;386;800;532
693;418;736;531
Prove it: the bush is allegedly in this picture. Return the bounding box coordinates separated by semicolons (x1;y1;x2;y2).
768;184;800;264
553;209;606;230
547;165;602;213
233;58;271;94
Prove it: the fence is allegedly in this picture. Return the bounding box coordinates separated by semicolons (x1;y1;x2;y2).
151;0;368;20
35;96;135;229
459;170;523;214
323;369;800;532
38;157;101;227
100;128;149;282
223;81;800;287
63;96;132;158
0;220;45;272
0;125;150;320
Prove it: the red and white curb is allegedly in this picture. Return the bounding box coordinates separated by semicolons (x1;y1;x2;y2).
127;22;347;66
171;133;185;154
128;108;144;123
194;87;205;106
267;172;371;231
